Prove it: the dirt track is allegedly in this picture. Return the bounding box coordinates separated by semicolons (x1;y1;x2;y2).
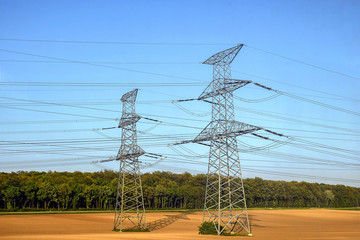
0;209;359;239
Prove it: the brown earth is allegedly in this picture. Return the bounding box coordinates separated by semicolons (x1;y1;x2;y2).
0;209;359;240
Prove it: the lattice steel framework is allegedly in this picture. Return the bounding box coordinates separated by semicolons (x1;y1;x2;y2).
201;44;254;235
114;89;146;231
172;45;287;235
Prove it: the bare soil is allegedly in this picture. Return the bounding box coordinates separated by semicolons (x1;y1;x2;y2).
0;209;359;239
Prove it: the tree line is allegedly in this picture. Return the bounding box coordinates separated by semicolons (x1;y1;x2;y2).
0;170;359;211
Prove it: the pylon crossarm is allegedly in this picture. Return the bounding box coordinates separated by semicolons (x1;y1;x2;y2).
119;114;141;128
198;79;251;100
121;89;139;102
202;44;244;65
193;121;261;143
117;149;146;160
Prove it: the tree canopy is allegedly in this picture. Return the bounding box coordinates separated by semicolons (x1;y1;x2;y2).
0;171;359;211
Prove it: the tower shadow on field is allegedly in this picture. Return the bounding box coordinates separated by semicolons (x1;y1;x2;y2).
147;213;190;231
247;214;266;228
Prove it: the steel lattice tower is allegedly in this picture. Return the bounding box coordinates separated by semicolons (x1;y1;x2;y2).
114;89;146;231
199;44;257;235
173;44;287;235
200;44;255;235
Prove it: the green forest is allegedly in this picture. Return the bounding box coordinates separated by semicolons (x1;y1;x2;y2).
1;171;359;211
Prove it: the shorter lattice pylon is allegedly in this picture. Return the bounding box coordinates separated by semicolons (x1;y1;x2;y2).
113;89;146;231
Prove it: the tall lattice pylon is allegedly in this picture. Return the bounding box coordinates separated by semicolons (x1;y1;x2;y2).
174;44;259;235
173;45;287;235
113;89;146;231
201;44;254;235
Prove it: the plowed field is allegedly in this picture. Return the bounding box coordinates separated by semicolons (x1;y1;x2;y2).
0;209;359;239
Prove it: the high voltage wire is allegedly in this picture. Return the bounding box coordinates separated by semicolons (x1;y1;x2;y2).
233;70;360;102
0;60;199;64
243;135;360;162
1;97;359;129
158;155;360;172
247;150;360;167
0;89;142;92
0;38;233;45
0;82;206;86
0;83;360;102
250;132;359;142
0;85;358;103
2;95;360;131
1;153;354;170
0;156;103;165
1;137;356;162
2;148;358;172
2;111;356;155
244;84;360;118
1;43;359;185
241;136;360;163
2;150;358;186
234;103;360;127
144;157;360;184
172;98;360;130
243;168;360;184
1;49;359;119
1;101;359;134
3;156;359;184
0;105;116;120
0;38;358;82
244;44;360;81
0;48;207;83
279;91;360;118
0;119;110;125
1;106;360;140
1;46;358;104
240;86;360;103
0;133;198;147
4;131;358;169
2;85;358;103
286;142;360;162
236;106;360;134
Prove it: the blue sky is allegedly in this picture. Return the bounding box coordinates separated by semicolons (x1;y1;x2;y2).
0;0;359;186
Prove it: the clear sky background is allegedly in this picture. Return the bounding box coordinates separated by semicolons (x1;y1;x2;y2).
0;0;359;186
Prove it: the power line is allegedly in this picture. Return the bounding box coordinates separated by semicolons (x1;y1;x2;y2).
0;82;206;87
2;93;359;130
0;38;233;45
2;95;359;128
233;70;360;102
0;105;116;120
243;168;360;184
278;91;360;118
145;156;360;184
0;37;358;83
2;101;360;140
0;60;199;64
0;119;111;125
244;44;360;81
0;48;207;83
236;106;360;134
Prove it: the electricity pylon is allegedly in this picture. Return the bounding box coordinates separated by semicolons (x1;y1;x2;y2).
113;89;146;231
175;44;258;235
200;44;254;236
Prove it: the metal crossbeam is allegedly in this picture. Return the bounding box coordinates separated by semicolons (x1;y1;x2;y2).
198;79;251;100
114;89;147;232
203;44;244;65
